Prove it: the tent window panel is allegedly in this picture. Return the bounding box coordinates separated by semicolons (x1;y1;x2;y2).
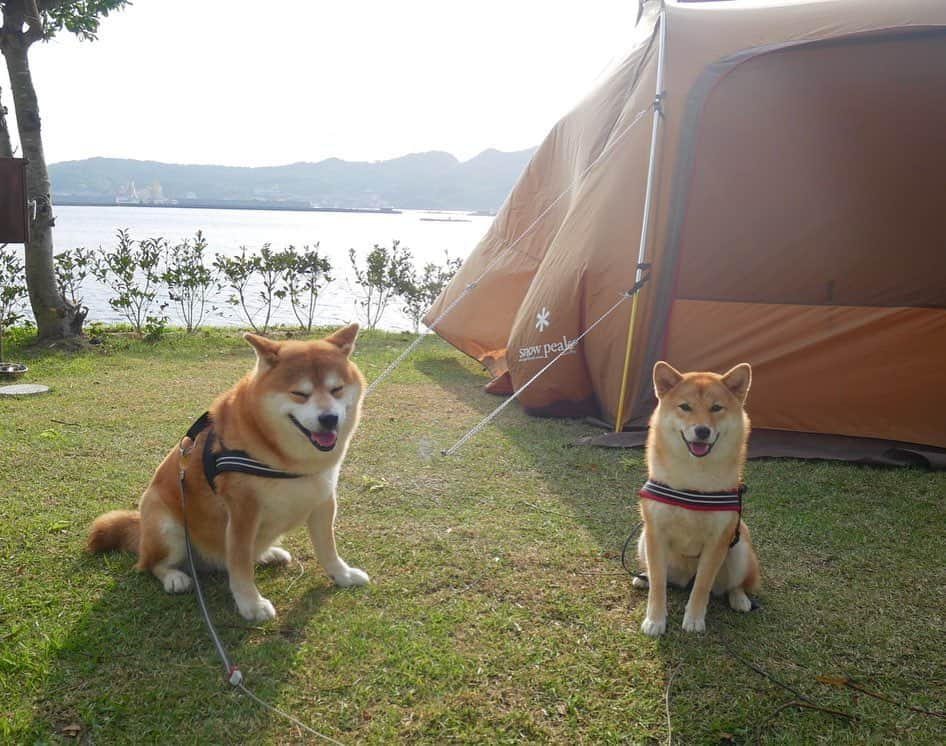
674;31;946;309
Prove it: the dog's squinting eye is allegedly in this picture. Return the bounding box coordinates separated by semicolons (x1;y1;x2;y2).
330;386;344;397
710;404;723;413
678;403;692;412
291;391;309;400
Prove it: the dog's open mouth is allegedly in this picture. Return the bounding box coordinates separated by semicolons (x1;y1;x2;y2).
289;414;337;452
681;432;719;458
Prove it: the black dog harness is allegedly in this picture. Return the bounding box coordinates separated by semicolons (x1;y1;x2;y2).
185;411;302;491
639;479;747;547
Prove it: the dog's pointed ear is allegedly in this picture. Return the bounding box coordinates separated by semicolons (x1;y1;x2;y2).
325;323;359;356
722;363;752;402
653;361;683;398
244;332;280;372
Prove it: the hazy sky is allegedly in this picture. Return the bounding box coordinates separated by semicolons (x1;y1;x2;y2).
9;0;641;168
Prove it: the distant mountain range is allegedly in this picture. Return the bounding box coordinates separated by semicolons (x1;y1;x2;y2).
48;148;537;213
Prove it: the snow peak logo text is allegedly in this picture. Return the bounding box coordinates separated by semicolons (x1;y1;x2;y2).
518;335;578;362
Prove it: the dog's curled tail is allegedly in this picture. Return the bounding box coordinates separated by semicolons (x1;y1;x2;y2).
86;510;140;554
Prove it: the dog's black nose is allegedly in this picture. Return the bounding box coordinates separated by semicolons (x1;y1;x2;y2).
318;413;339;430
695;425;711;441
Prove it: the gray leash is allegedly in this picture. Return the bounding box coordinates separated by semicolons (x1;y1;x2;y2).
177;436;344;745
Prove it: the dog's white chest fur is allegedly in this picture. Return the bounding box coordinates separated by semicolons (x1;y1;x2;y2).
254;468;338;543
646;501;736;557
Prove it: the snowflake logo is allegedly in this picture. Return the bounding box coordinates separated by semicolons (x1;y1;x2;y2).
535;307;550;332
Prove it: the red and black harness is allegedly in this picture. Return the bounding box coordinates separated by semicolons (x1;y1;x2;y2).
638;479;747;547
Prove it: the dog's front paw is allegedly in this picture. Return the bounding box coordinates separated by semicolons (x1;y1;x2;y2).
640;617;666;637
631;574;649;589
237;596;277;623
330;565;370;587
162;569;193;594
258;546;292;565
681;612;706;633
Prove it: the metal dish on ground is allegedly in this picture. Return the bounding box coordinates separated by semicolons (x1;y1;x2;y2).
0;362;28;378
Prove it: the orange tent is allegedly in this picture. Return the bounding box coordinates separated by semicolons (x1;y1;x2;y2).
427;0;946;461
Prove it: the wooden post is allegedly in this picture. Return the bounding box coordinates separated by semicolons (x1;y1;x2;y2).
0;158;29;244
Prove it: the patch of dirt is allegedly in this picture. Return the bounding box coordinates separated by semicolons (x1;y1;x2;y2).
29;336;94;353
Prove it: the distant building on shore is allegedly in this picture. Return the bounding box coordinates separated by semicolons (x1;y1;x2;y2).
115;180;139;204
115;179;175;205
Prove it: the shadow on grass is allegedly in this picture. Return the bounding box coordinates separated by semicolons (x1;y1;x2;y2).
30;550;337;742
412;356;633;545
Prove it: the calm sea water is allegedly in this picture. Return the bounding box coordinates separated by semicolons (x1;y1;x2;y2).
45;204;493;331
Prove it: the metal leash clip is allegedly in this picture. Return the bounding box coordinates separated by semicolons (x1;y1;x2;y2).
178;436;195;482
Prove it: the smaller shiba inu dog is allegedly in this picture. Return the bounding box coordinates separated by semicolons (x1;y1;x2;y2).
87;324;368;622
634;361;760;637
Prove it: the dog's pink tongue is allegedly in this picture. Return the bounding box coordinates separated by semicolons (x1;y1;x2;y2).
688;441;711;457
311;431;337;448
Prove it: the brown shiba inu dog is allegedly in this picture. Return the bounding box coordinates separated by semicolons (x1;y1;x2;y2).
634;361;759;636
87;324;369;622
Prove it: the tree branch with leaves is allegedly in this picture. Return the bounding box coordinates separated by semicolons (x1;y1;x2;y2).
0;242;27;362
348;240;412;330
162;231;216;333
398;251;462;333
91;229;167;337
281;243;332;333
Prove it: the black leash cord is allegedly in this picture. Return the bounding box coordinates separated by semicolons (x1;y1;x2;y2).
621;520;646;580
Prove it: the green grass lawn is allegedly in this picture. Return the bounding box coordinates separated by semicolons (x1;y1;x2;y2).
1;328;944;744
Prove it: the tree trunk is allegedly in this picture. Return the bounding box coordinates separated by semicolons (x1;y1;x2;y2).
0;84;12;158
2;34;80;340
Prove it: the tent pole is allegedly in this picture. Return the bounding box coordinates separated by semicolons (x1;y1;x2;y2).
614;3;668;433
